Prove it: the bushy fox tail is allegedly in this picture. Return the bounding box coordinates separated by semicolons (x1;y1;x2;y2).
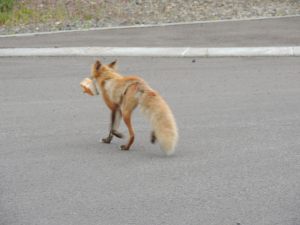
138;85;178;155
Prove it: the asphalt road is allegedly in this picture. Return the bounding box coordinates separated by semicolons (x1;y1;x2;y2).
1;16;300;48
0;56;299;225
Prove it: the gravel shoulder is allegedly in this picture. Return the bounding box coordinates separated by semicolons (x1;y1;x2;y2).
0;0;299;35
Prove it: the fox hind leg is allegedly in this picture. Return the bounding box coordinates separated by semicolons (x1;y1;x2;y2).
120;85;138;150
120;111;135;150
151;131;157;144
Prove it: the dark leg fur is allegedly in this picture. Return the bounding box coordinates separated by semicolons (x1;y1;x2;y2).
102;131;113;143
151;131;157;144
112;130;123;138
102;109;123;143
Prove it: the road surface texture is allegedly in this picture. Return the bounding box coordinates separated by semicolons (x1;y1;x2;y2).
0;57;299;225
1;16;300;48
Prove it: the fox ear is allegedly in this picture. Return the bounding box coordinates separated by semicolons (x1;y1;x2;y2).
95;60;101;71
108;60;117;69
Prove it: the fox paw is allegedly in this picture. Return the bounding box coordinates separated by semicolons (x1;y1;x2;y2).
151;132;156;144
120;145;129;151
101;137;112;144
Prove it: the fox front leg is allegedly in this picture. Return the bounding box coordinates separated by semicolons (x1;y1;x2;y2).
102;109;123;143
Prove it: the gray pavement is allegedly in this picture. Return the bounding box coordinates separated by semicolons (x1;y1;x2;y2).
1;16;300;48
0;57;299;225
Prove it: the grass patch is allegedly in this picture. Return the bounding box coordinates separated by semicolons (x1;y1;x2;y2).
1;0;104;27
4;1;69;26
0;0;14;12
0;0;15;25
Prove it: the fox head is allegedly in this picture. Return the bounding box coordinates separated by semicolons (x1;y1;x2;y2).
91;60;117;79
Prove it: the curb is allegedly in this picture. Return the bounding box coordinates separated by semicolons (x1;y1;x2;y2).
0;47;299;57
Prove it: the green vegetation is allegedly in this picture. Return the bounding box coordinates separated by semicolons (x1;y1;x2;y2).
0;0;101;27
0;0;14;12
0;0;15;25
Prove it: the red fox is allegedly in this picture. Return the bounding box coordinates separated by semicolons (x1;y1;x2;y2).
86;60;178;155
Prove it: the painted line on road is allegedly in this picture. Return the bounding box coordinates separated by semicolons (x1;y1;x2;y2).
0;15;299;38
0;47;299;57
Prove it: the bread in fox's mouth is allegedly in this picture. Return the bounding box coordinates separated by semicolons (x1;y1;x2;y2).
80;77;98;96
